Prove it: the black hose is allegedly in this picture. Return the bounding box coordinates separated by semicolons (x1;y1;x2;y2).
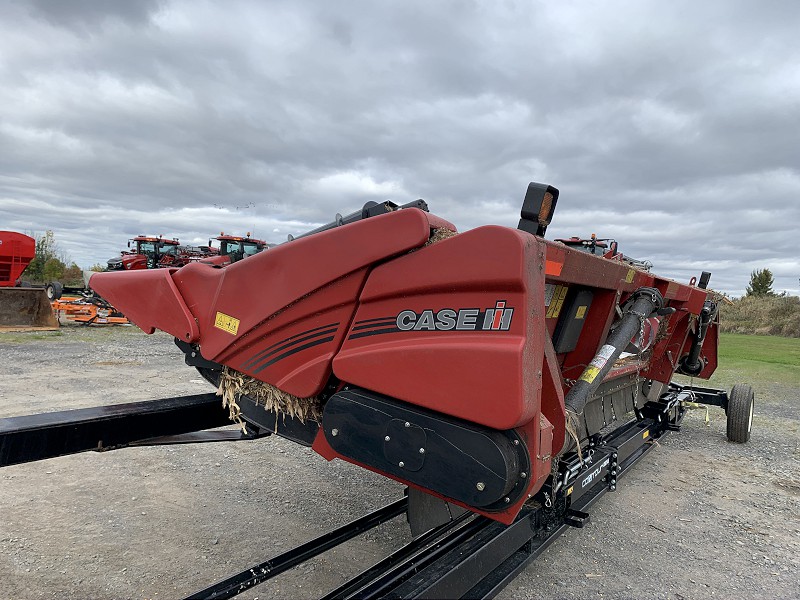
678;299;717;375
561;287;664;453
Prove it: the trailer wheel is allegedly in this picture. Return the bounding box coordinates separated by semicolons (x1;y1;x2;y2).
727;384;754;443
46;282;63;300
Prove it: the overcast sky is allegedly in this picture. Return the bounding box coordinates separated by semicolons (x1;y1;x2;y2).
1;0;798;296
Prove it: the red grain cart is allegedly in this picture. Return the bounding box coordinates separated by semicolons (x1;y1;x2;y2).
0;231;58;329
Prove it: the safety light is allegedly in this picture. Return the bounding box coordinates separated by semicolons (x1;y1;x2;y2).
517;182;559;237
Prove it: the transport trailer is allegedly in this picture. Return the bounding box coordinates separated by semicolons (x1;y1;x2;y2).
1;183;754;597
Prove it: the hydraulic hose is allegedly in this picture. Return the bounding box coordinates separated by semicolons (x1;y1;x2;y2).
561;287;664;454
678;299;717;376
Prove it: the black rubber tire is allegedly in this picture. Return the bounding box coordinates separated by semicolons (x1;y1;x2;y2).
727;384;754;443
46;281;63;300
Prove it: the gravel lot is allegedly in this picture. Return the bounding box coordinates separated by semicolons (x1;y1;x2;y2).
1;326;798;599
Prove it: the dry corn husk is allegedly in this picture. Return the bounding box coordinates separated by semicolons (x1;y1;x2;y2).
216;366;321;432
426;227;457;246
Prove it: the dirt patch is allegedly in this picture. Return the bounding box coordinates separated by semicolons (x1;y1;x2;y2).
1;326;798;599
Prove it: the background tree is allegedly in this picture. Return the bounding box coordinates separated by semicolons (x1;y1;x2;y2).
23;230;57;282
42;257;66;281
62;262;84;284
21;230;78;283
745;268;775;297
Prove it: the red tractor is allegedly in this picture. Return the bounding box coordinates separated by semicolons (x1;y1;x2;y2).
107;233;267;271
106;235;189;271
204;232;271;266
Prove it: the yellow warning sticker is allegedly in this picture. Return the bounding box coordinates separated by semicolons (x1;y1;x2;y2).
566;486;574;496
625;269;635;283
546;285;568;319
575;305;587;319
642;430;650;439
580;366;600;384
214;311;240;335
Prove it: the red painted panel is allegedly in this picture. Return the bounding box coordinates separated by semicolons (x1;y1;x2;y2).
172;208;434;360
218;270;369;398
334;226;547;430
93;208;436;397
89;269;199;342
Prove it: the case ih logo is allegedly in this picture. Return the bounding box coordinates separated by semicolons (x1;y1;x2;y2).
396;301;514;332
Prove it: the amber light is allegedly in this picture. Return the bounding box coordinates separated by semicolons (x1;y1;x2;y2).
539;192;554;226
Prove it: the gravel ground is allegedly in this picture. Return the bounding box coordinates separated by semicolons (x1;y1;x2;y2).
1;326;798;599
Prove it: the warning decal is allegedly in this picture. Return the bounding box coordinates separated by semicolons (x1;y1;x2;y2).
546;285;568;318
580;366;601;384
214;311;240;335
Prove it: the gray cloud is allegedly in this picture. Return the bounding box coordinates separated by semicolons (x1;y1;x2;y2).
1;0;798;295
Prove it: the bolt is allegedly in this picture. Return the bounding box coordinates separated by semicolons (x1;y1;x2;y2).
611;468;617;475
513;439;520;446
476;482;486;491
404;422;411;428
384;436;391;442
612;453;618;459
419;448;425;454
520;472;527;479
504;497;510;504
331;428;339;437
399;462;405;468
610;485;616;491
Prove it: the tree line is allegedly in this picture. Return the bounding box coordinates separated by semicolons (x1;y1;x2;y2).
22;230;84;284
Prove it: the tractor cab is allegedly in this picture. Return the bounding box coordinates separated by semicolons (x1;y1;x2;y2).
107;236;182;270
556;234;652;271
214;233;270;264
555;234;619;258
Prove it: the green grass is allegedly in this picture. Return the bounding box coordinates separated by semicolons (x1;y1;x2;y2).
0;325;143;344
0;330;64;343
710;333;800;387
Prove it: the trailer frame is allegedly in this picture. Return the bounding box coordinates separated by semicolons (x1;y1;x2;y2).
0;382;722;599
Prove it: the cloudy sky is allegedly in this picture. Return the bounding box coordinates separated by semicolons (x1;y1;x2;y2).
1;0;798;296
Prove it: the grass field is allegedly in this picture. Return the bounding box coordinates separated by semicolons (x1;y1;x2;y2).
711;333;800;387
3;328;798;391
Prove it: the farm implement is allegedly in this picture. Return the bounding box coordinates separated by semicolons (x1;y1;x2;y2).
51;295;130;326
0;231;58;330
0;184;753;598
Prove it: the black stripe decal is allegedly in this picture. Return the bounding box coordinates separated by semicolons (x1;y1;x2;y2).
348;327;402;340
355;315;396;324
350;319;397;332
263;322;339;352
243;326;339;370
241;322;338;368
252;336;336;374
